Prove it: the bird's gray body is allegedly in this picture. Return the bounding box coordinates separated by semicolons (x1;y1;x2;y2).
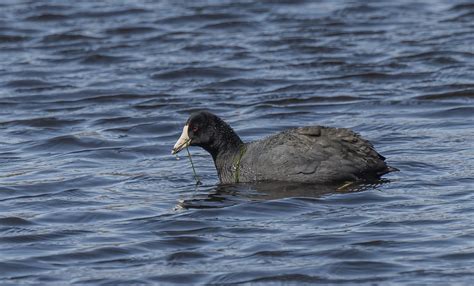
215;126;390;184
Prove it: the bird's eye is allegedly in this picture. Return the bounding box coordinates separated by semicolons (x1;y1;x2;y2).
193;126;199;132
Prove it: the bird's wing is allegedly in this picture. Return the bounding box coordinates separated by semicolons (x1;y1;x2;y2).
250;126;386;182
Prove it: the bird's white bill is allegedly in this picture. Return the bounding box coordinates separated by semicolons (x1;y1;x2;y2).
171;124;190;154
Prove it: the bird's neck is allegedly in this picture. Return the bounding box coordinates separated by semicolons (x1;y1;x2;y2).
205;123;243;161
212;138;245;184
202;120;244;182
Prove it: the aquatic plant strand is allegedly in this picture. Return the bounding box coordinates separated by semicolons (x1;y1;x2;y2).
233;145;247;183
186;146;201;185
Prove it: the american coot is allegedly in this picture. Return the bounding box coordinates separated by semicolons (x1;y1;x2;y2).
172;111;397;184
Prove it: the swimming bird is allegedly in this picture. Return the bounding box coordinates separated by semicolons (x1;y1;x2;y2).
172;111;396;184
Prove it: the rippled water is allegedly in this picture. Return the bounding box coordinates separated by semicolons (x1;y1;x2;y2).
1;0;473;284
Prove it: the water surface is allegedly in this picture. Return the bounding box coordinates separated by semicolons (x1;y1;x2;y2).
0;0;473;284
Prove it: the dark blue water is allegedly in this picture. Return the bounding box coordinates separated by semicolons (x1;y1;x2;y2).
1;0;473;284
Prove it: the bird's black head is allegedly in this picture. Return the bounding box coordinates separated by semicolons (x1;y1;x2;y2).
171;111;242;157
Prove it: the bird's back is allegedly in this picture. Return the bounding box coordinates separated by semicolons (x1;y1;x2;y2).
239;126;391;183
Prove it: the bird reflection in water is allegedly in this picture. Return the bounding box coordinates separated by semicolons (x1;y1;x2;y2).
175;179;390;210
